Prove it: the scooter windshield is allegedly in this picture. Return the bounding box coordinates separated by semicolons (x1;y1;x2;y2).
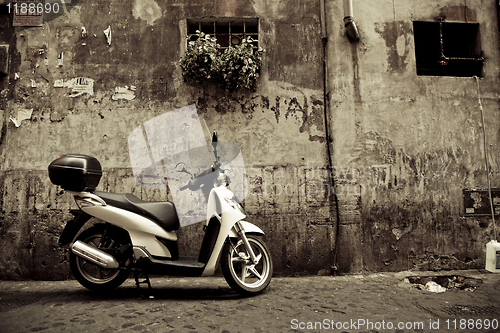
127;105;247;227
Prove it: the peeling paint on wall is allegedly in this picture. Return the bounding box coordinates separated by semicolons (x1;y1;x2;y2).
133;0;162;26
375;21;413;74
9;107;32;127
112;86;136;100
54;77;94;97
440;5;477;22
103;26;112;46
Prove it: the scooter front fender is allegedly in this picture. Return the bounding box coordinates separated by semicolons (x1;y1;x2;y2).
58;210;92;246
228;221;265;238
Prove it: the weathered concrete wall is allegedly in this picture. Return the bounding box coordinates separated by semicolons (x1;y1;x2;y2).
327;0;500;273
0;0;499;279
0;0;333;279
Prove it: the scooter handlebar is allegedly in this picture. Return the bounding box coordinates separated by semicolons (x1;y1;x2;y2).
178;166;217;192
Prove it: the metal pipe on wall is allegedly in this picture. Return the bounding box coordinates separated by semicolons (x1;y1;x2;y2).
320;0;327;40
343;0;360;41
343;0;354;18
320;0;341;275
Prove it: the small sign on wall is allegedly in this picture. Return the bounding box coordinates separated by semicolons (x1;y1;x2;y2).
12;0;44;27
463;189;500;216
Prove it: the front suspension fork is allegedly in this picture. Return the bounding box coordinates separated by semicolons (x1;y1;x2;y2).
233;221;259;264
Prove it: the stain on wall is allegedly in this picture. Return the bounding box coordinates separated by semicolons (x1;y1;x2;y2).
132;0;163;26
375;21;413;74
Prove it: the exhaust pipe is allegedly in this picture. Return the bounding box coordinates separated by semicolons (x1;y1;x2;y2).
71;240;120;269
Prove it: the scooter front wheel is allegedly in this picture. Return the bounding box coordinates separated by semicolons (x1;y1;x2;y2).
221;235;273;295
70;224;131;292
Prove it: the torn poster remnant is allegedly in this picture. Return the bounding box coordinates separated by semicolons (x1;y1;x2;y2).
57;52;63;67
13;0;43;27
112;86;136;100
10;108;33;127
104;26;112;45
54;77;94;97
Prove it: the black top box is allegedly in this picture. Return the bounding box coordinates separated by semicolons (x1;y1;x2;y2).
48;154;102;192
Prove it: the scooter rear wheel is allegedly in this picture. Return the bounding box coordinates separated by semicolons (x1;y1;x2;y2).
70;224;131;292
221;235;273;295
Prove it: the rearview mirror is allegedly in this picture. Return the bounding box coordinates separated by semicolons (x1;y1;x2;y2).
175;162;193;179
175;162;187;173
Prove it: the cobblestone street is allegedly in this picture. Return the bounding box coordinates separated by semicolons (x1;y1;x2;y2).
0;270;499;332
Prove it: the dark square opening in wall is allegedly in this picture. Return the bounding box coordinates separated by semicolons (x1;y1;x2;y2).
413;21;483;77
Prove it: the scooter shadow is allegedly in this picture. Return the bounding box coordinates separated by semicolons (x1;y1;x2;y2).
88;286;245;301
75;278;256;301
0;279;272;312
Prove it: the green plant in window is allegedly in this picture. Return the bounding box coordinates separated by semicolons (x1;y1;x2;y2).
220;37;265;91
180;32;264;91
179;31;222;84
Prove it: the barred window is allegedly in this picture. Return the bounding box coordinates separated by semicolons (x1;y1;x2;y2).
187;18;259;50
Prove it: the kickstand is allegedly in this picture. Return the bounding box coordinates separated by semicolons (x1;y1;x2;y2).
134;271;153;299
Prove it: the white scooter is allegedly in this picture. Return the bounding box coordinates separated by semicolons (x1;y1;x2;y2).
48;132;273;295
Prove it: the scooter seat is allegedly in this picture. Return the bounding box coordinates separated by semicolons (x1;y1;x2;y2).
94;191;180;231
